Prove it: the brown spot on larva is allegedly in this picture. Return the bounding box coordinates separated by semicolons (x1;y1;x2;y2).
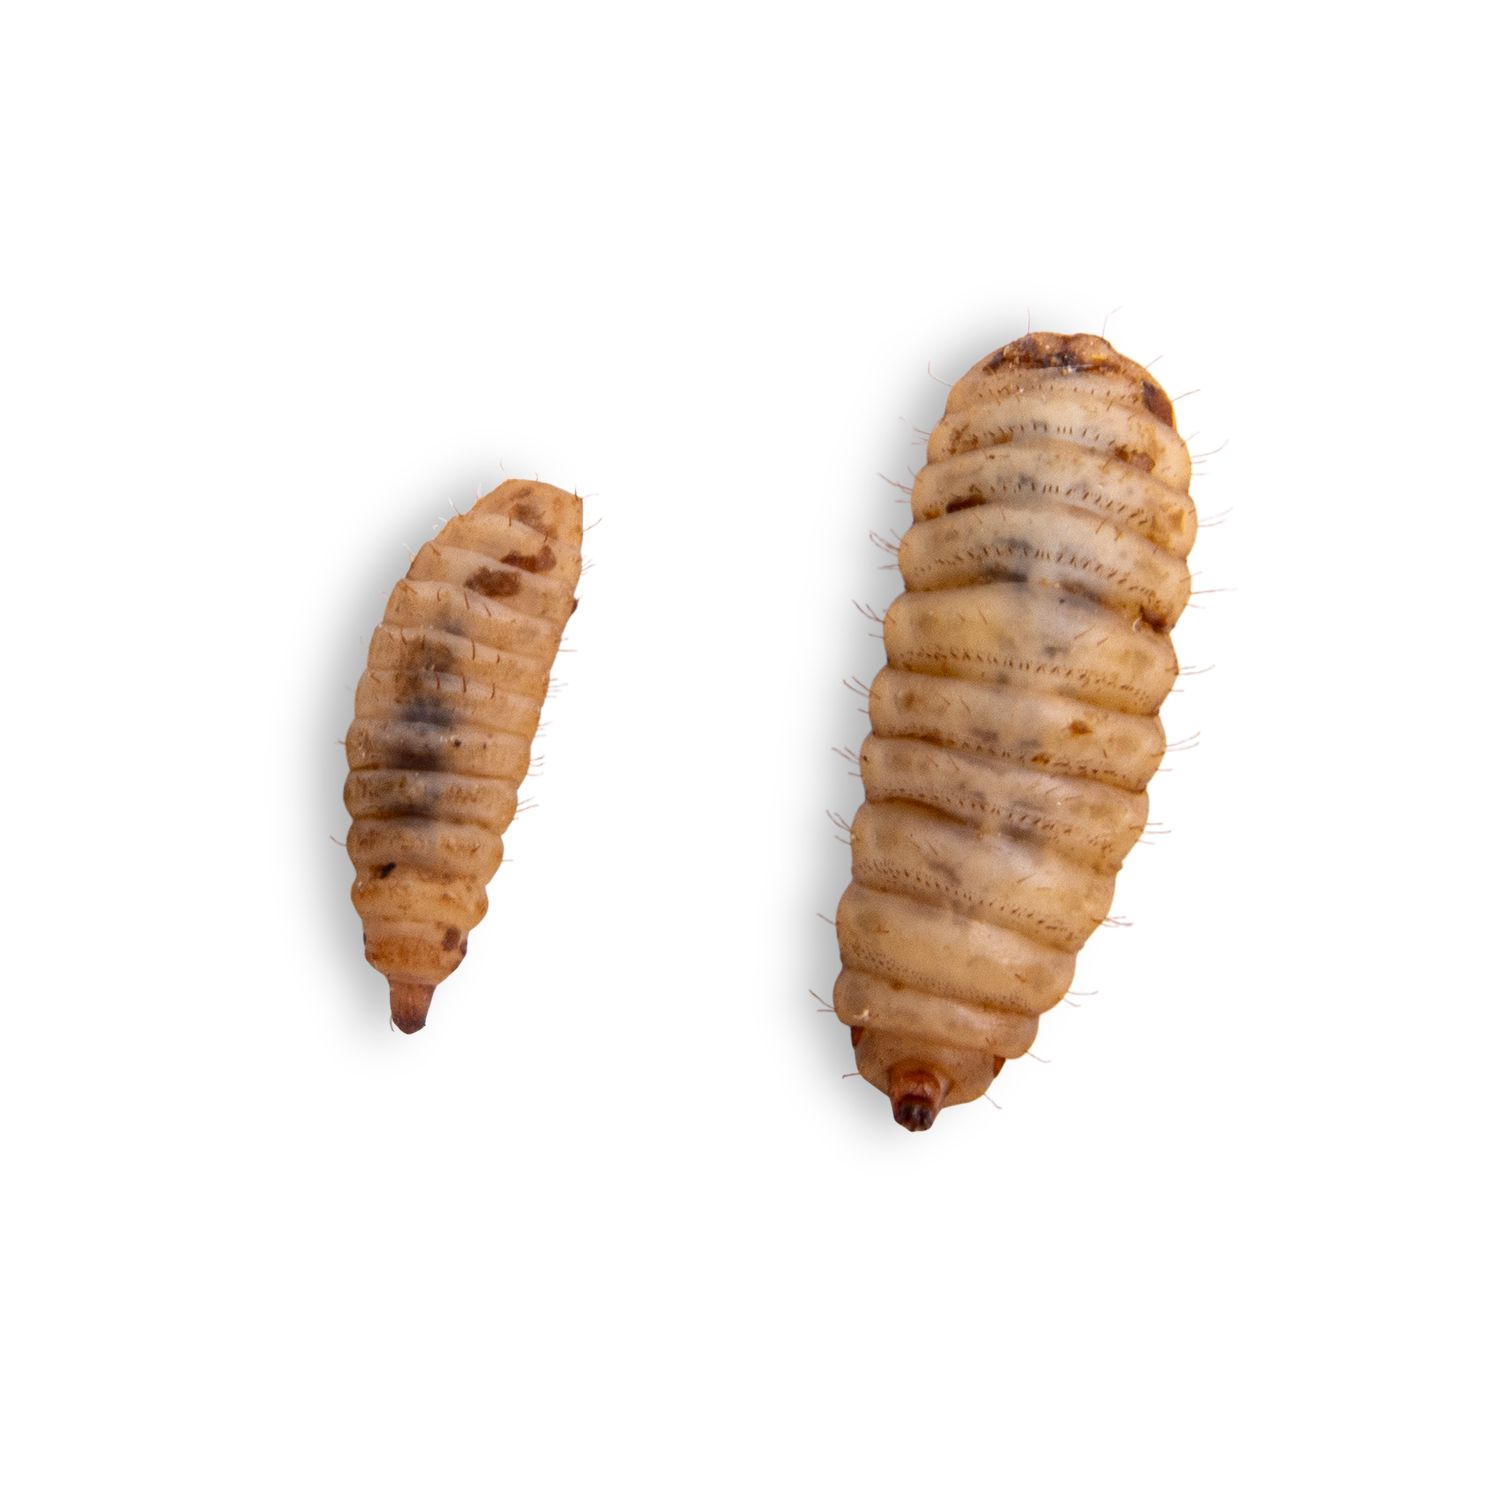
442;925;461;951
569;598;579;616
984;566;1029;585
1114;446;1156;472
1141;380;1175;427
1068;719;1093;736
512;500;551;535
946;496;985;514
466;566;522;598
992;1057;1006;1078
402;637;455;674
377;862;396;879
849;1026;865;1048
501;545;556;574
391;744;444;771
986;334;1086;372
929;859;960;884
1031;753;1051;766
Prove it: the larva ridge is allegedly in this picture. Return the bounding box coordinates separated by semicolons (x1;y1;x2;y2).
344;479;582;1032
834;333;1195;1129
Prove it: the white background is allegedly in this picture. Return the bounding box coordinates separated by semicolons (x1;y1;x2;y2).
3;3;1495;1496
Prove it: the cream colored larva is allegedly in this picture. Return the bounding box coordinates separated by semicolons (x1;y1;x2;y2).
344;479;582;1032
834;333;1196;1129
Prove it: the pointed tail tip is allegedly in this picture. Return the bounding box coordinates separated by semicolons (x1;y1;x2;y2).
889;1068;948;1132
389;981;435;1034
893;1095;938;1131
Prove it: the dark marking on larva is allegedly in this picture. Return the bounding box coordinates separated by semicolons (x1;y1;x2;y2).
466;566;522;598
985;336;1081;372
986;335;1084;372
512;499;551;535
946;497;985;514
377;862;396;879
984;566;1029;585
401;638;456;674
1141;380;1174;427
390;745;445;771
1068;719;1094;736
442;925;461;951
569;598;579;617
1005;824;1039;847
501;546;556;574
1060;581;1106;608
1114;446;1156;472
929;858;961;885
849;1026;865;1048
400;695;453;727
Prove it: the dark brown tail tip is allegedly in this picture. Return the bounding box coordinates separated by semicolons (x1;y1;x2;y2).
893;1095;937;1132
389;981;435;1034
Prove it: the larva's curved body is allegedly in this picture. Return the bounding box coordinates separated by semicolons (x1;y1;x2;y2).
835;334;1195;1128
344;479;582;1032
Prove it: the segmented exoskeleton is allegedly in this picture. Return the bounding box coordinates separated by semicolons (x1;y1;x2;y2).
344;479;582;1031
834;334;1196;1128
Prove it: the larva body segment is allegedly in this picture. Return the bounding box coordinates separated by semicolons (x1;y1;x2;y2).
344;479;582;1032
834;334;1195;1129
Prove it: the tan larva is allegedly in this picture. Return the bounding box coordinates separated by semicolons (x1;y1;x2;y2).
344;479;582;1032
834;333;1196;1130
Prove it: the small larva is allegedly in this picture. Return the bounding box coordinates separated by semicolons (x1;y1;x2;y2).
344;479;582;1032
834;333;1196;1129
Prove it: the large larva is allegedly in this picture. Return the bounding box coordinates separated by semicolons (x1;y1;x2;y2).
344;479;582;1032
834;333;1196;1129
